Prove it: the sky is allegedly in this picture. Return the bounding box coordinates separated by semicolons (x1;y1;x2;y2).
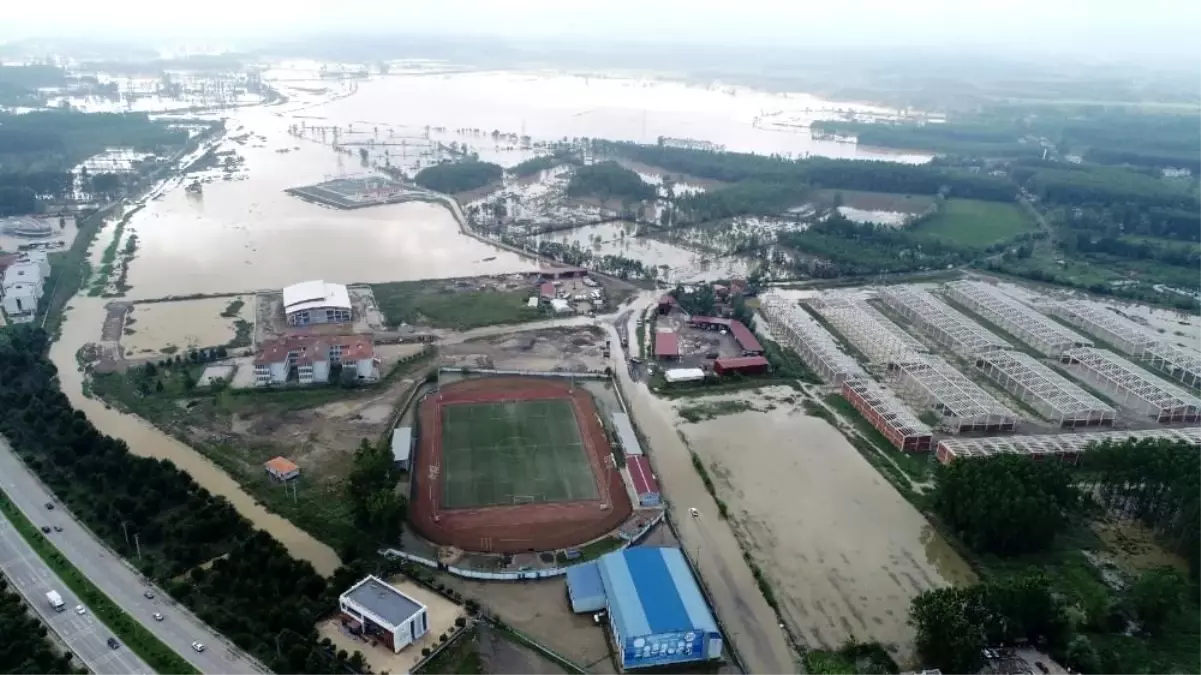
4;0;1200;64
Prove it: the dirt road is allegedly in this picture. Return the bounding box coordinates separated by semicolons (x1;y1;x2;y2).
605;294;796;673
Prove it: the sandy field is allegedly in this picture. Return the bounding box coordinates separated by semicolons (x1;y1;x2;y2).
678;396;976;666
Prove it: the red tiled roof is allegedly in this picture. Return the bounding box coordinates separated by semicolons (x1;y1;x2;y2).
627;456;658;496
540;282;556;298
690;317;763;353
254;334;374;367
653;331;679;357
714;356;770;369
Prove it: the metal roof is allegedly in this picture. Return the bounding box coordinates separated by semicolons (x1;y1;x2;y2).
566;562;606;611
282;280;351;313
627;457;659;496
391;427;413;463
611;413;643;456
938;426;1201;461
654;332;680;357
340;576;425;630
598;547;718;638
664;368;706;383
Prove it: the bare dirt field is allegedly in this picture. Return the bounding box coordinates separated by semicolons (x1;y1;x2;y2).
440;326;610;372
676;388;976;666
476;622;567;674
120;295;251;356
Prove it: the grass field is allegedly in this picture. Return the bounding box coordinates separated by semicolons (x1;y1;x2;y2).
440;398;598;509
911;199;1035;248
371;280;542;330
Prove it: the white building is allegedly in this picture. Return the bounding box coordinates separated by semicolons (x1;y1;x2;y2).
760;293;866;385
339;576;429;653
3;262;45;296
973;350;1115;427
1060;348;1201;423
254;334;377;386
391;427;413;471
1;283;39;323
282;280;352;327
943;281;1092;356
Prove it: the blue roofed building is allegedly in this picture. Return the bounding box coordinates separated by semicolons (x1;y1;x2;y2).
565;561;607;613
595;547;723;669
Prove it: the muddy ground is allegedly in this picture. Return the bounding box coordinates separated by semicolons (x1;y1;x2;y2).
440;325;611;372
675;387;976;666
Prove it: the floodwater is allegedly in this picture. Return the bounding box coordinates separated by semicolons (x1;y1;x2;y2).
121;108;536;300
558;221;755;283
838;206;910;228
272;66;934;163
49;297;342;575
120;296;250;356
680;399;975;664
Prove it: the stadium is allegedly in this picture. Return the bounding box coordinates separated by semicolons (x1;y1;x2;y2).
409;376;632;554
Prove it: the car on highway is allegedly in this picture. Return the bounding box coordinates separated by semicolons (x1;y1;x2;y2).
191;642;206;653
44;502;54;510
75;605;86;615
53;525;62;532
143;590;155;599
153;612;164;622
40;526;51;533
107;638;119;650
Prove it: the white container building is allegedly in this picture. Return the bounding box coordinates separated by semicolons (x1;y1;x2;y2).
760;293;865;385
973;350;1115;427
878;286;1011;356
942;281;1092;356
809;295;927;365
891;356;1019;433
937;426;1201;465
1059;348;1201;423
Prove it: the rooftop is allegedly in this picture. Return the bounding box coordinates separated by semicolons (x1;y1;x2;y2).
391;427;413;463
341;576;426;630
714;356;770;369
254;334;374;367
282;280;352;313
611;413;643;456
598;547;718;638
264;456;299;474
689;316;763;353
627;456;658;495
654;331;680;358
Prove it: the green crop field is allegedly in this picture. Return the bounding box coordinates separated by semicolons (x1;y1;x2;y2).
440;398;598;508
911;199;1035;248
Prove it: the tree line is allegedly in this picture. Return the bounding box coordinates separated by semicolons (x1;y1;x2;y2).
910;442;1199;674
0;327;365;673
0;110;187;173
413;160;502;194
565;160;656;203
0;578;83;674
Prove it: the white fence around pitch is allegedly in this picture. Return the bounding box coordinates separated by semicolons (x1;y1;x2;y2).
438;366;609;380
382;511;665;581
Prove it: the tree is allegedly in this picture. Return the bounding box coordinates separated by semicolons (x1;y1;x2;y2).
932;454;1077;555
1128;567;1188;634
909;586;989;673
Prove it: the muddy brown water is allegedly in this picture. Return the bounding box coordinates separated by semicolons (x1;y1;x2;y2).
680;402;976;664
51;298;342;575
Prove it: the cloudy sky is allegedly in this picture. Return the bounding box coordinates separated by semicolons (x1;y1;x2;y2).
5;0;1199;63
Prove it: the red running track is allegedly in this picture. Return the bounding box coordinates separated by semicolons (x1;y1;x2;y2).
409;377;632;554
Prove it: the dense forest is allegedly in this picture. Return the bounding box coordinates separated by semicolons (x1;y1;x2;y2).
509;153;571;178
0;65;67;106
911;441;1200;674
565;161;656;202
0;579;83;674
413;160;502;194
0;327;364;673
0;111;187;172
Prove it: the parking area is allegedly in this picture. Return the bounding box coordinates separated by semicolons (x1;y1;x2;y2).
653;312;746;369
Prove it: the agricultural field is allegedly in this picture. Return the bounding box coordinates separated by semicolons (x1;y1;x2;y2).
910;199;1035;248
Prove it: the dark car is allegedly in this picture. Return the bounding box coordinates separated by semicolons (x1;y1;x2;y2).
107;638;120;650
44;502;54;510
143;590;155;600
53;525;63;532
40;526;51;533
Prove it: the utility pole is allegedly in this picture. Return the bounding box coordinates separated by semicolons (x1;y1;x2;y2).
134;533;142;560
122;521;130;547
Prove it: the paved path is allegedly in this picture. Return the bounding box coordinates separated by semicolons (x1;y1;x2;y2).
606;294;797;674
0;438;266;674
0;512;154;675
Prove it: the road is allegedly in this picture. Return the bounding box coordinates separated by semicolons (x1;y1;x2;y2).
0;513;154;675
605;295;797;673
0;439;265;674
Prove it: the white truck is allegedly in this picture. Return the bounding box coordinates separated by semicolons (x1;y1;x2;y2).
46;590;65;612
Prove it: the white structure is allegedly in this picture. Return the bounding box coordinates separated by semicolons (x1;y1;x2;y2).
937;426;1201;464
809;294;926;365
15;251;50;278
1060;348;1201;423
891;357;1019;433
942;281;1092;356
550;298;572;313
1143;343;1201;390
254;334;377;386
282;280;352;326
1047;302;1158;357
664;367;706;383
2;216;53;238
391;427;412;471
760;293;866;384
841;378;934;452
610;412;644;456
973;350;1115;427
1;283;39;324
3;262;46;294
339;576;429;653
879;286;1011;356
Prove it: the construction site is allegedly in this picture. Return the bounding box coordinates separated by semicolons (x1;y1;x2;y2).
284;174;433;209
758;279;1201;463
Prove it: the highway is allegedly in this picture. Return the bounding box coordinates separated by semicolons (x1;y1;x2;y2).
0;513;154;675
0;439;265;674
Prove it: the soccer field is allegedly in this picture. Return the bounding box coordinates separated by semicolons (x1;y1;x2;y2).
440;398;600;509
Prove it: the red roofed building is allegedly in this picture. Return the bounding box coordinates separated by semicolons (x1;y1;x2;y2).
714;355;770;376
626;456;660;506
254;334;377;386
539;282;556;300
657;294;677;314
654;331;680;360
688;316;764;355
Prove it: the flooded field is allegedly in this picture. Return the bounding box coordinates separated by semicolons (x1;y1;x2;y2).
120;296;250;356
555;221;755;283
678;392;975;664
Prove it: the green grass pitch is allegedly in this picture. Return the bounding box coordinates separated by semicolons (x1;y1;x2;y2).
440;398;599;509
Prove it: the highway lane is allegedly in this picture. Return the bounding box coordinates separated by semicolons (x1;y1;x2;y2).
1;512;154;674
0;439;265;674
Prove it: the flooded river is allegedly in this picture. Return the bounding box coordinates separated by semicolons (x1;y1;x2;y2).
50;298;342;575
680;398;975;664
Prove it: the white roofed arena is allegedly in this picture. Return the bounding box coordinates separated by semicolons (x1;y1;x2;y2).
283;280;352;327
